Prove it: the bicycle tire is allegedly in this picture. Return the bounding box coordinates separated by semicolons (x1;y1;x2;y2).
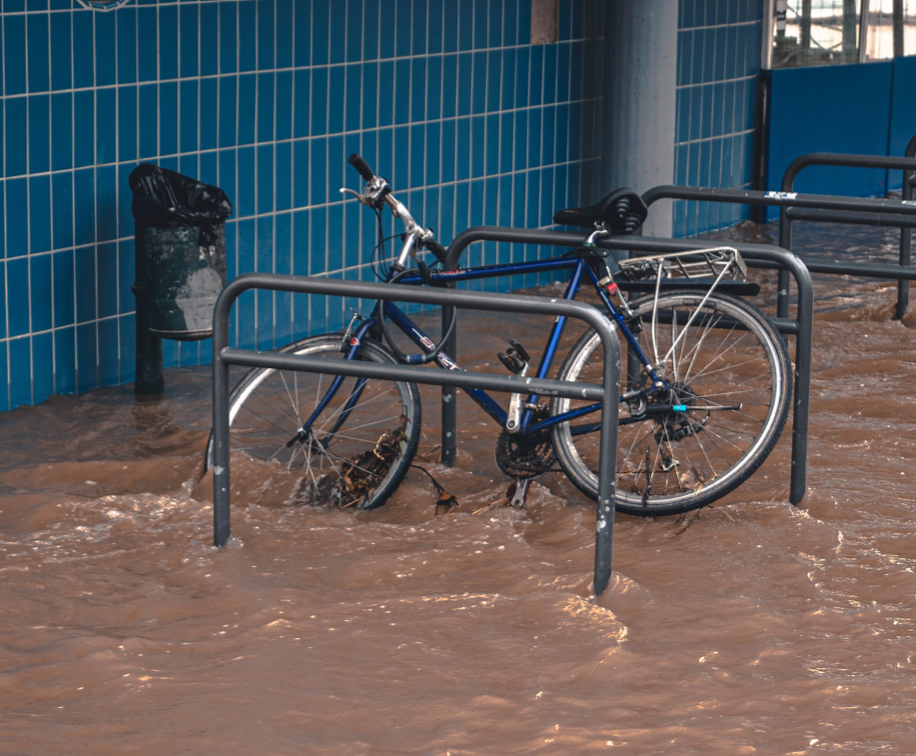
551;290;792;516
204;335;421;511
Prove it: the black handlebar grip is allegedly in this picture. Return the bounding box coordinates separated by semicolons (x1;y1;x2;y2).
348;153;375;181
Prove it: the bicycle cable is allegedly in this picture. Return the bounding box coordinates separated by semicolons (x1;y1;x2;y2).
375;266;458;365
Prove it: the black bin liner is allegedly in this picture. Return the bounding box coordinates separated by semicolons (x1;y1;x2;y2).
129;163;233;341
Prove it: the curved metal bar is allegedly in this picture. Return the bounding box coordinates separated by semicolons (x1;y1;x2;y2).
212;273;621;596
779;152;916;193
778;149;916;319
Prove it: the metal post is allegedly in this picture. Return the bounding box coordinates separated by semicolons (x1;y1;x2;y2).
779;151;916;319
212;274;620;595
900;133;916;318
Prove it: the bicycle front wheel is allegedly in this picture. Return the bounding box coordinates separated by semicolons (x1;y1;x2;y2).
205;335;421;511
551;290;792;516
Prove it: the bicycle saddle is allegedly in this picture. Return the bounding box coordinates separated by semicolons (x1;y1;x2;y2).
553;188;648;234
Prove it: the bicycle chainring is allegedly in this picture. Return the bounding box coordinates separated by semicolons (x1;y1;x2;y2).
494;430;557;480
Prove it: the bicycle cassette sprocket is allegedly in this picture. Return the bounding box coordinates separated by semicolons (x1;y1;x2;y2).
494;429;557;480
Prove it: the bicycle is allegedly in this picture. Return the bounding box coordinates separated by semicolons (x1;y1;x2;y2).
204;154;793;517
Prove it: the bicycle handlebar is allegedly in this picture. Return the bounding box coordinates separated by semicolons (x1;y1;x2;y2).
348;152;375;182
345;153;446;268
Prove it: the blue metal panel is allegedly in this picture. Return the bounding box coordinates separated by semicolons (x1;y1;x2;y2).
768;62;893;200
888;56;916;188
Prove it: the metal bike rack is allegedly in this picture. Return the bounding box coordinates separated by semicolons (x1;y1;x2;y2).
641;153;916;320
212;274;622;596
779;146;916;318
440;228;813;508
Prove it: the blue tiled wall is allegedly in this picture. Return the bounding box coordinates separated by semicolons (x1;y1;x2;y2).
673;0;763;236
0;0;603;411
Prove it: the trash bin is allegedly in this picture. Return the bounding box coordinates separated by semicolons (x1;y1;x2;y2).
129;163;233;340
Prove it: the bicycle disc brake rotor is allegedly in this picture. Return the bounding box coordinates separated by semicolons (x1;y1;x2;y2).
494;430;557;480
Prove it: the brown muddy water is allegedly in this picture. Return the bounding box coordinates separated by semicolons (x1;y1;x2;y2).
2;221;916;755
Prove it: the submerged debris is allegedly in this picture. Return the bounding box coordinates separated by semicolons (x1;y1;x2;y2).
293;418;409;509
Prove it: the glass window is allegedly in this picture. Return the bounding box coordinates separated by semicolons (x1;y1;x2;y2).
768;0;916;68
862;0;916;59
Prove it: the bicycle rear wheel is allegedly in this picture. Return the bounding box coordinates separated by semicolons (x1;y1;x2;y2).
551;290;792;516
204;335;421;510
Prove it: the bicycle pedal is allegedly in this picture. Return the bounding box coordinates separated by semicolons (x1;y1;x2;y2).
508;339;530;363
497;351;525;375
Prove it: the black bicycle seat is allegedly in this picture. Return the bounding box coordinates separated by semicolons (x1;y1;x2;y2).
553;188;648;234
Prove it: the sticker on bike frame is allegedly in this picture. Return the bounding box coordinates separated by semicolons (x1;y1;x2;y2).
673;404;687;411
416;333;437;351
765;191;798;200
437;353;460;370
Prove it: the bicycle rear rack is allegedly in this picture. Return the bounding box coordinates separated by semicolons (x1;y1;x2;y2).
211;274;622;596
615;246;747;283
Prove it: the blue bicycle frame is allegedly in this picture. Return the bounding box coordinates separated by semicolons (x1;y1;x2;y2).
301;253;662;443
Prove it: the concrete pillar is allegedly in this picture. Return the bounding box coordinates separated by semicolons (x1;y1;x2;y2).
602;0;678;238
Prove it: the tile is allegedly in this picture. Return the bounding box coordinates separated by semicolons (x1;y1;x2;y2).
199;2;219;76
179;3;199;78
116;6;137;85
96;242;117;320
116;162;135;241
312;0;330;65
180;80;199;154
160;81;179;156
139;84;158;159
257;72;275;143
256;143;274;215
6;178;28;259
50;12;72;91
3;15;26;96
76;321;97;392
219;0;238;73
236;145;255;217
117;239;134;316
98;317;119;386
137;6;159;82
117;86;138;163
9;336;31;407
51;93;74;172
7;257;29;337
54;326;76;395
27;12;50;93
310;138;327;205
238;73;257;145
53;250;75;328
6;97;28;177
275;142;292;211
328;65;345;133
238;0;258;72
75;244;96;324
219;76;238;148
29;174;52;255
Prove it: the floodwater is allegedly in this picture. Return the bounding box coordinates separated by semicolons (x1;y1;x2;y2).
2;221;916;755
